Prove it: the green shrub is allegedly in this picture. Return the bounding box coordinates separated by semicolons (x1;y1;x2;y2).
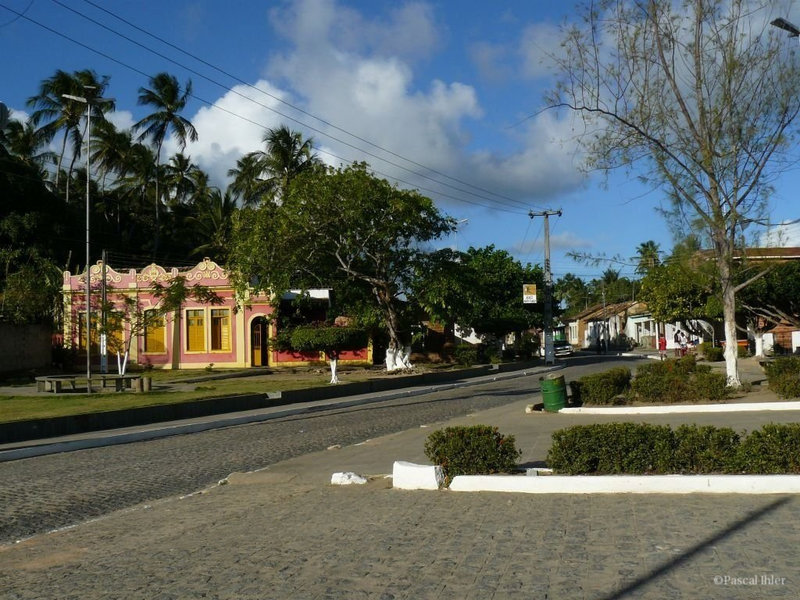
424;425;521;486
569;367;631;405
548;422;800;475
632;360;690;403
453;345;479;366
763;357;800;399
672;425;740;474
691;370;729;401
547;423;674;474
632;357;728;403
702;344;724;362
733;424;800;474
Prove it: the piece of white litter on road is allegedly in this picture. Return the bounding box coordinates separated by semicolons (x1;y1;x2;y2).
331;472;368;485
392;461;443;490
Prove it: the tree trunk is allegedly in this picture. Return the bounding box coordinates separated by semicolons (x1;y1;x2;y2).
717;249;741;388
374;284;412;372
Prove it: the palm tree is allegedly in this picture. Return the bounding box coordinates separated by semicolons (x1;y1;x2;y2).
187;188;237;262
635;240;661;274
2;118;56;173
162;153;198;207
227;153;273;207
232;125;320;206
27;69;113;203
260;125;320;201
133;72;198;253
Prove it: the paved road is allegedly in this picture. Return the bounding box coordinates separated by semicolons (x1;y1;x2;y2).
0;358;617;545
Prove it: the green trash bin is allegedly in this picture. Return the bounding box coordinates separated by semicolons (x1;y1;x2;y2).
541;373;567;412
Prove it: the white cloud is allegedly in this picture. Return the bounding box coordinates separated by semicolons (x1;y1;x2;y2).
760;221;800;247
168;0;587;207
172;80;293;185
269;0;440;63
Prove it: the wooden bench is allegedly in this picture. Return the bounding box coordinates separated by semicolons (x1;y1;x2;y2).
98;374;142;392
35;376;78;393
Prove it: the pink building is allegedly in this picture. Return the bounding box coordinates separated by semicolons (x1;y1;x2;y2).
62;258;372;370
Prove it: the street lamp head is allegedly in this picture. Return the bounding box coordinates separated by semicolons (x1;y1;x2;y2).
771;17;800;38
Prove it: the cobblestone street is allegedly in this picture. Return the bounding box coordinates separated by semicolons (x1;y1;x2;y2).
2;359;799;598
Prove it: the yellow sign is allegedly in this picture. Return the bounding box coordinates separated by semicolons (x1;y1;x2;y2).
523;284;537;304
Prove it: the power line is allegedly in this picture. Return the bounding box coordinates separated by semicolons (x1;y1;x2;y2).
74;0;540;212
28;0;534;214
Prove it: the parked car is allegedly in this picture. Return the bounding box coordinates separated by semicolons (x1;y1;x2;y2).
540;339;573;357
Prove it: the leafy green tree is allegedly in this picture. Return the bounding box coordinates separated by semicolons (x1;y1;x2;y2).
548;0;800;386
101;276;221;374
639;261;720;325
228;162;455;370
413;246;545;345
277;324;368;383
737;261;800;354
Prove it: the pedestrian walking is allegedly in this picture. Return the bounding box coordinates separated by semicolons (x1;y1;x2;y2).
658;334;667;360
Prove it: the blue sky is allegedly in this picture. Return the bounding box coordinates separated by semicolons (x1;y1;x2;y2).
2;0;799;281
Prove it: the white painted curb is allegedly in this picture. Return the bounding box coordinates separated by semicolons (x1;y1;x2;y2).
448;474;800;494
392;461;444;490
560;401;800;414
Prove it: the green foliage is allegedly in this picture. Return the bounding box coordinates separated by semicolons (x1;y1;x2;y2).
453;345;479;366
547;423;674;474
733;424;800;474
548;423;800;475
638;261;720;324
569;367;631;405
229;162;454;352
412;245;545;340
690;370;729;401
699;342;723;362
424;425;521;486
763;357;800;399
738;261;800;334
631;356;729;403
280;324;367;358
671;425;741;474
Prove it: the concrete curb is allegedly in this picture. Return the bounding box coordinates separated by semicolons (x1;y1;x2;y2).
448;473;800;494
559;401;800;414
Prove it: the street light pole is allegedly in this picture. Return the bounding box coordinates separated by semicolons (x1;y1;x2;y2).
62;90;113;392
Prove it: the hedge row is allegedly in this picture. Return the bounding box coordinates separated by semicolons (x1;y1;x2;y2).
569;356;729;405
763;356;800;399
547;423;800;474
569;367;631;405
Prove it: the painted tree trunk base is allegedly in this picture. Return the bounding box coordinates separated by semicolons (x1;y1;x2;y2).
385;346;412;372
116;351;129;376
329;358;339;384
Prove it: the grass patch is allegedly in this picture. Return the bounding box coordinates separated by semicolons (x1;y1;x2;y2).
0;363;469;423
0;372;372;423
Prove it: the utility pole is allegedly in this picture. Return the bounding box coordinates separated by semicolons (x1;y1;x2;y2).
529;209;562;365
